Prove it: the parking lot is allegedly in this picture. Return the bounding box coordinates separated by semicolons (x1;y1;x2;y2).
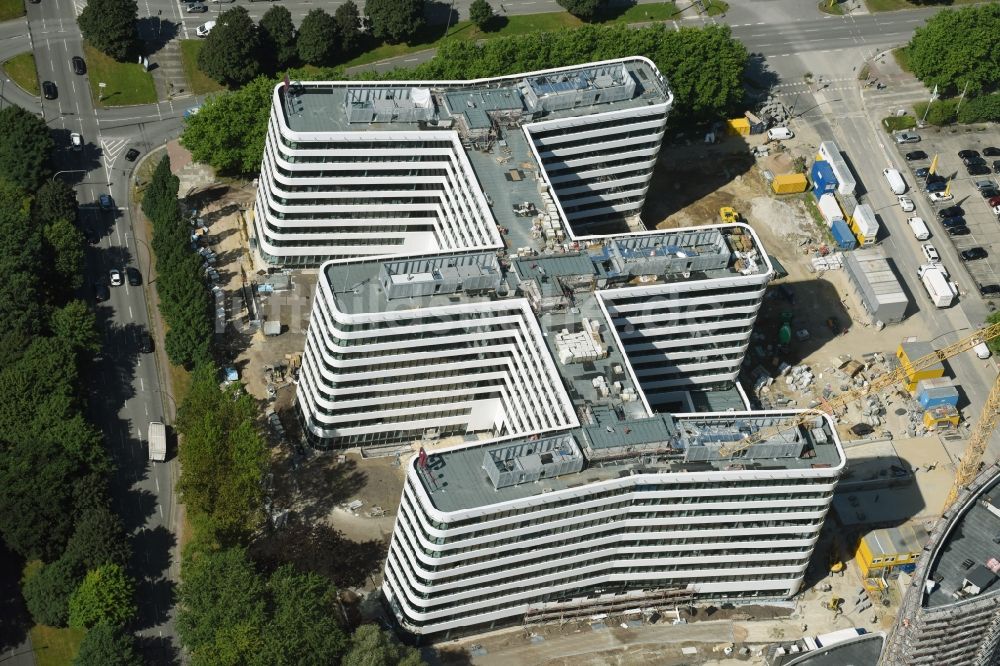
893;129;1000;295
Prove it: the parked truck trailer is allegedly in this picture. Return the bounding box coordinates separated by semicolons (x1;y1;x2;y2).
917;263;957;308
148;421;167;462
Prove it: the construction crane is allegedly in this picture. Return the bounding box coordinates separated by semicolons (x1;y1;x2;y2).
944;372;1000;510
718;321;1000;458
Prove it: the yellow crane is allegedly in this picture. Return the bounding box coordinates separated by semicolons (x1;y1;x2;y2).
944;371;1000;510
719;322;1000;460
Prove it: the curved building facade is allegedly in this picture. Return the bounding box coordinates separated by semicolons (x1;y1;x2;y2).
252;58;672;266
884;464;1000;666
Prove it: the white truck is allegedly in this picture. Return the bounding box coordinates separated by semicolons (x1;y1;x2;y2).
918;263;957;308
148;421;167;462
883;168;907;195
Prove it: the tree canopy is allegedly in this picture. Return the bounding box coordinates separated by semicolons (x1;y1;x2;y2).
0;106;54;191
297;8;340;66
176;365;268;540
44;220;87;294
63;504;132;572
78;0;137;61
556;0;605;21
342;624;426;666
365;0;424;44
198;6;261;86
73;623;143;666
908;4;1000;97
33;180;79;227
469;0;495;31
68;564;136;629
22;557;83;627
259;6;298;71
334;1;363;54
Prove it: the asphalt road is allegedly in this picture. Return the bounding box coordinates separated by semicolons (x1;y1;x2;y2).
14;0;183;659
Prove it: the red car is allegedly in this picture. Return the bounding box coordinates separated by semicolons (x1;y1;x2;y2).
989;195;1000;208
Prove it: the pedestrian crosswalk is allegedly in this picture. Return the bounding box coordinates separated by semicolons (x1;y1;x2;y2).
73;0;85;16
101;137;128;164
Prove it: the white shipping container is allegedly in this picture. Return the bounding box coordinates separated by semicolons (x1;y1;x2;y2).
851;203;879;245
817;193;845;227
818;141;857;195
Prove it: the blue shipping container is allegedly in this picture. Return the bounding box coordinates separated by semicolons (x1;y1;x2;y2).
811;160;838;198
830;219;857;250
917;389;959;410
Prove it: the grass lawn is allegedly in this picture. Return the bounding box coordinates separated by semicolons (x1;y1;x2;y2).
83;42;157;107
893;47;911;73
703;0;728;16
3;52;40;96
0;0;25;22
818;0;845;15
867;0;978;10
31;625;86;666
180;39;225;95
882;115;916;132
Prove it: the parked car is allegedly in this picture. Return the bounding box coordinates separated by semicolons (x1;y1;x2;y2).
895;131;921;144
985;147;1000;157
993;160;1000;174
976;179;997;190
905;150;928;161
93;282;110;302
915;167;930;179
981;284;1000;296
99;193;113;209
139;332;154;354
109;268;123;286
187;3;207;11
898;195;915;212
921;243;941;264
959;149;981;159
929;191;954;203
926;181;948;194
962;247;988;261
963;155;985;167
70;132;82;150
125;148;140;162
940;216;966;228
947;225;971;236
42;81;57;99
938;206;964;219
71;56;86;75
987;196;1000;208
126;267;141;286
968;164;991;176
981;188;1000;199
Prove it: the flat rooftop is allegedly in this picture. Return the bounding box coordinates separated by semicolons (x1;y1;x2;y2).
418;411;843;513
784;633;884;666
925;470;1000;608
281;60;669;135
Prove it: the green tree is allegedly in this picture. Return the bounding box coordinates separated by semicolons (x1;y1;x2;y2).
258;567;348;665
22;557;84;627
68;563;136;629
365;0;424;44
342;624;426;666
180;76;275;175
297;9;340;66
0;106;54;191
73;622;142;666
469;0;494;31
176;548;266;655
958;93;1000;124
556;0;605;21
64;504;132;571
0;182;45;344
334;0;363;54
176;365;267;538
0;438;84;560
987;313;1000;352
198;6;261;86
78;0;138;61
908;5;1000;96
51;300;101;355
34;180;79;226
259;5;298;71
44;220;87;293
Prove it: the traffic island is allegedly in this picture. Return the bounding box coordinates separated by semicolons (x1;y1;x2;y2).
1;52;40;96
83;42;156;107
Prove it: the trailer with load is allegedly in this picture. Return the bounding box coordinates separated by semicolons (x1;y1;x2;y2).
917;263;957;308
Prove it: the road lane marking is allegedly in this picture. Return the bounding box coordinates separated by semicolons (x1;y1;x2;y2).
140;377;144;391
155;475;159;492
159;505;163;518
129;305;134;318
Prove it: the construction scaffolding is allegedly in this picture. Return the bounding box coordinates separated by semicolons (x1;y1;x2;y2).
522;587;695;626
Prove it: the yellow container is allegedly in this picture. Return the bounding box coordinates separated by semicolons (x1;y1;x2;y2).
854;525;929;579
897;341;945;392
771;173;808;194
923;404;960;430
727;117;750;136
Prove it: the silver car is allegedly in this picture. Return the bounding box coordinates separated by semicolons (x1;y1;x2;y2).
895;131;921;144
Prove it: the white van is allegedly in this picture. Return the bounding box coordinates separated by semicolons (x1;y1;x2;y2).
196;20;215;37
767;127;793;141
884;168;907;195
973;340;992;359
907;216;930;240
